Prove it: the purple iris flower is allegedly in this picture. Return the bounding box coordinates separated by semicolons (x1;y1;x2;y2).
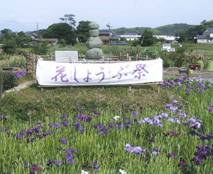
75;122;84;133
155;113;169;119
16;131;25;139
178;111;187;118
94;124;108;135
208;106;213;113
61;114;68;120
65;148;77;164
92;161;100;170
186;118;202;129
60;137;68;144
131;111;138;117
124;144;145;155
49;122;62;128
192;145;212;165
15;70;27;79
62;121;69;127
192;155;203;165
76;114;92;122
178;159;187;170
138;117;163;127
168;117;180;124
30;164;42;174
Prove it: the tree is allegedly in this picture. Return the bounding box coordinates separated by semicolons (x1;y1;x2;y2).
1;29;17;54
32;42;48;55
59;14;76;28
200;20;207;25
16;32;31;48
140;30;155;46
76;21;90;43
43;23;76;45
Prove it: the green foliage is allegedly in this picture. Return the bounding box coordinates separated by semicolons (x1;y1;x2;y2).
140;30;156;47
43;23;76;45
179;20;213;41
0;71;17;91
160;47;188;67
1;30;17;54
59;14;76;27
76;21;90;43
112;24;193;35
2;39;17;54
0;29;31;54
32;42;49;55
112;27;150;35
0;55;26;68
15;32;31;48
0;82;213;173
155;23;194;35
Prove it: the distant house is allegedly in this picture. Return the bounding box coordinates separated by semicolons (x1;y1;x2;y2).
109;34;128;46
161;42;175;52
196;28;213;44
119;32;141;41
154;35;177;42
99;30;112;45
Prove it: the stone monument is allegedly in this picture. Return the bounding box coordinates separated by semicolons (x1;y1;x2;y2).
85;22;104;60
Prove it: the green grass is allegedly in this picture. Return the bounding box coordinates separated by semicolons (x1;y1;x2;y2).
0;80;213;174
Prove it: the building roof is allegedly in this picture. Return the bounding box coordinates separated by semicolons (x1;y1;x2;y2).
204;28;213;34
99;30;111;36
197;28;213;40
197;35;208;39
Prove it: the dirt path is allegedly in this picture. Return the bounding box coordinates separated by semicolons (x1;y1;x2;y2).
2;80;36;97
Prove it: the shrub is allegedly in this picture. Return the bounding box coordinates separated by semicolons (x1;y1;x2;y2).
32;42;49;55
0;71;17;91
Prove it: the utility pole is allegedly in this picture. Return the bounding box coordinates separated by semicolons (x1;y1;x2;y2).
36;22;39;31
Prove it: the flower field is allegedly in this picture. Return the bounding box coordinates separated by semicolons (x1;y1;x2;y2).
0;77;213;174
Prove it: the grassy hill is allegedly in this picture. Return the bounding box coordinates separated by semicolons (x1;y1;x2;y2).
111;24;194;35
154;23;194;35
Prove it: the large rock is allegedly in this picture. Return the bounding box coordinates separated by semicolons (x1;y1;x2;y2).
86;48;104;59
87;37;102;48
89;22;99;29
89;29;99;37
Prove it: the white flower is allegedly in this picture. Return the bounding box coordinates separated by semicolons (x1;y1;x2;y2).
113;115;121;121
119;169;127;174
81;170;89;174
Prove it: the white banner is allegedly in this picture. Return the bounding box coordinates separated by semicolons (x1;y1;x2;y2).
36;58;163;86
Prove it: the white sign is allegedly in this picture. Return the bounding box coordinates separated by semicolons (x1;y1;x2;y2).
36;58;163;86
55;51;78;63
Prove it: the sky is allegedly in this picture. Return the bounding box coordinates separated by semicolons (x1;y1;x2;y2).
0;0;213;31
